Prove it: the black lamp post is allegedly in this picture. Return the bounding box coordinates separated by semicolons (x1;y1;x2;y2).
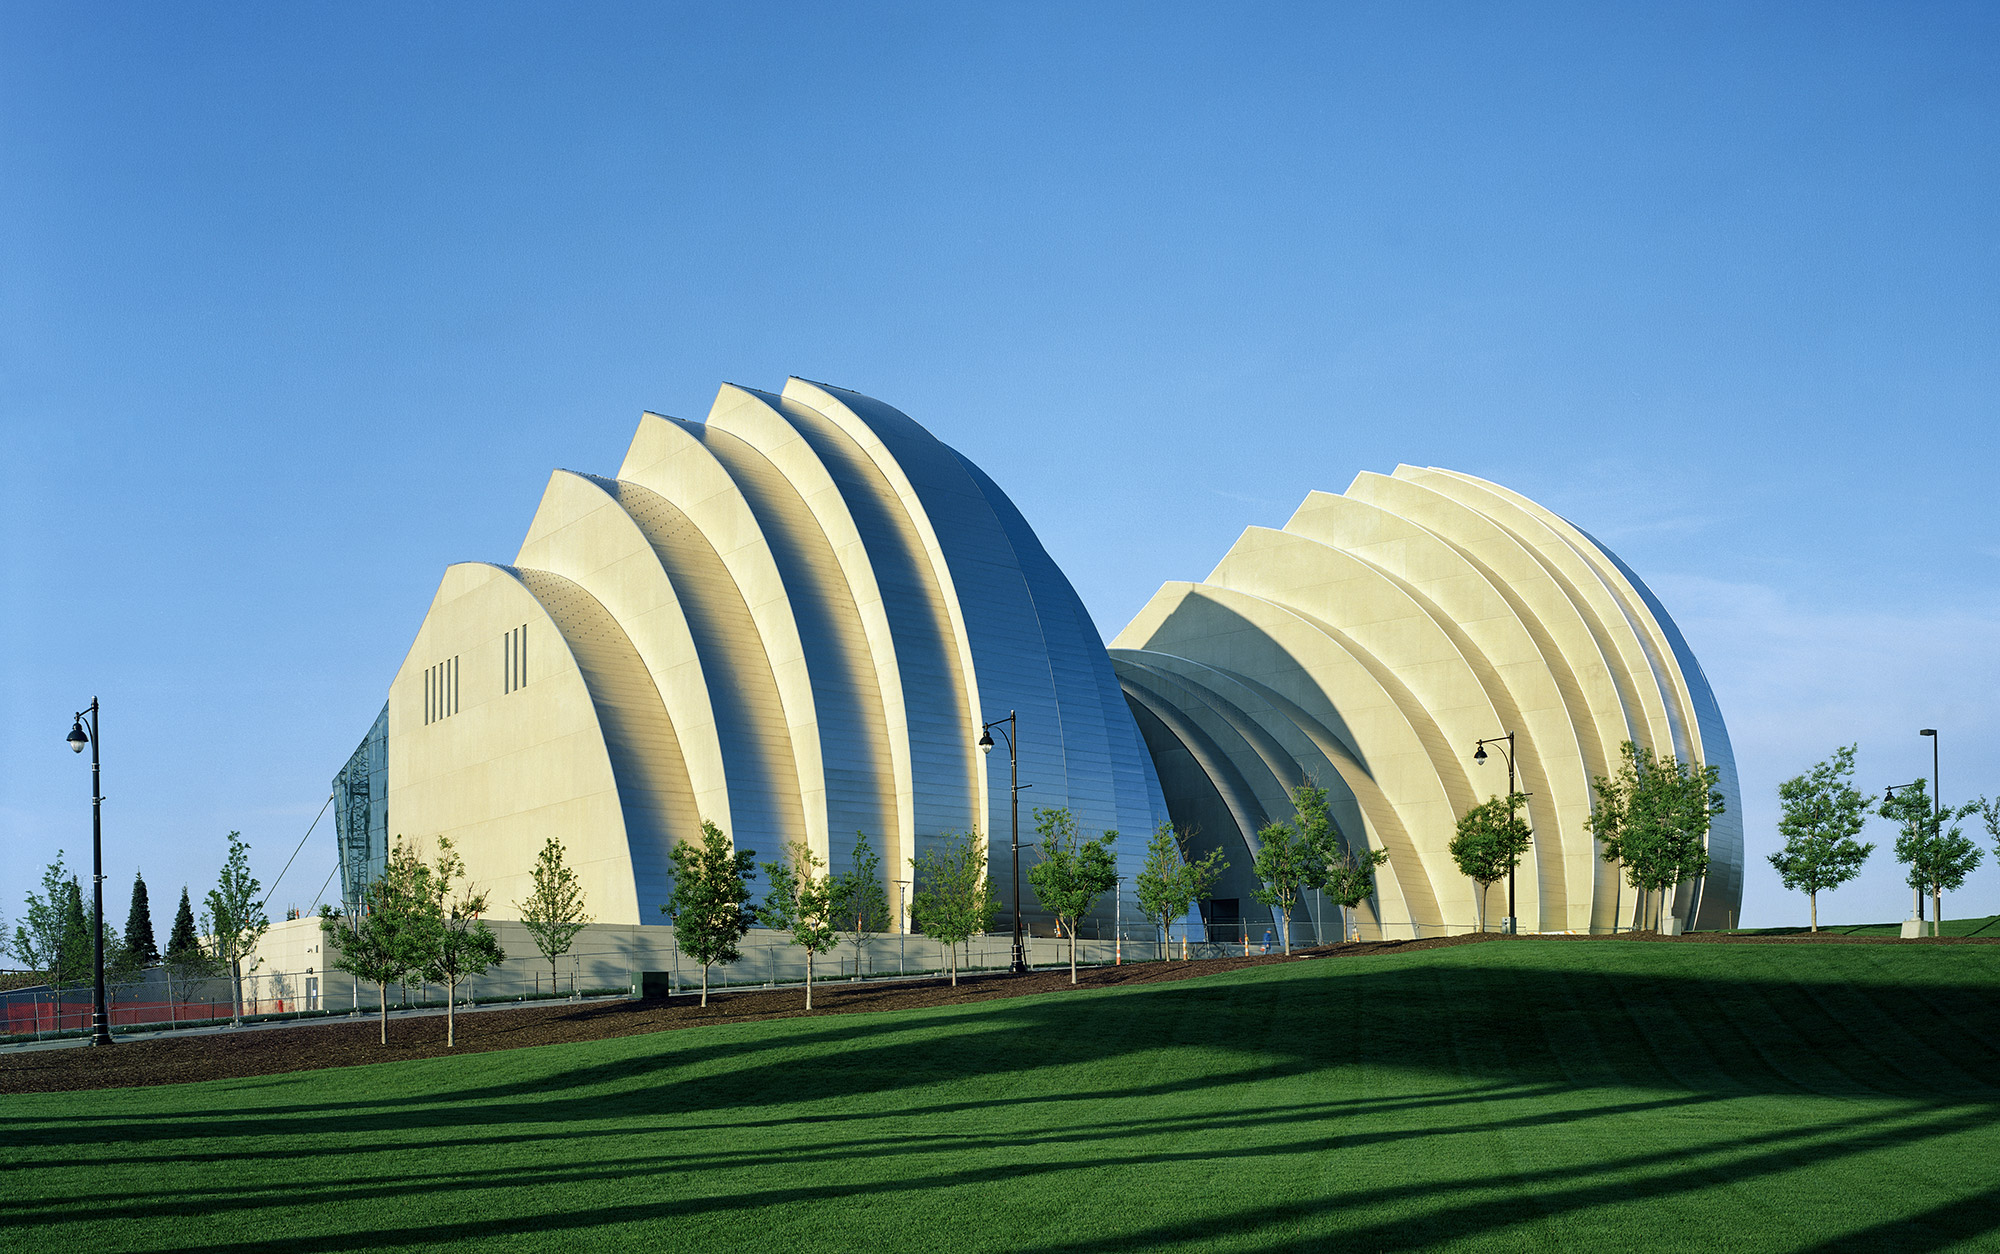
1884;775;1927;926
978;711;1029;975
65;698;113;1046
1472;732;1527;935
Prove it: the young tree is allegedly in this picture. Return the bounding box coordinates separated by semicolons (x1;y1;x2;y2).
203;832;271;1026
13;854;71;985
514;835;592;996
1978;797;2000;861
1321;846;1391;943
909;829;1000;987
758;840;842;1009
1026;808;1120;983
663;820;757;1007
1881;785;1981;936
123;872;160;967
1251;818;1322;955
323;840;436;1044
830;831;890;978
417;837;506;1047
1768;746;1874;932
1587;741;1724;931
1133;822;1228;962
1450;793;1532;932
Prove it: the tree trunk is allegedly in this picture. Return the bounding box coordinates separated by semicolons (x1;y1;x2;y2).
1281;912;1291;955
805;949;813;1010
1476;886;1486;935
1934;887;1943;937
378;980;388;1045
701;964;710;1008
1810;891;1818;933
446;975;456;1047
949;944;957;987
230;957;243;1025
1069;921;1078;985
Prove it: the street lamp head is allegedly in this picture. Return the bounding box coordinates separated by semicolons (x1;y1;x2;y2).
1473;744;1488;766
66;719;88;754
977;726;995;754
1920;728;1937;737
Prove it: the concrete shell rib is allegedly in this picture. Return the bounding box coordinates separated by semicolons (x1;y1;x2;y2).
383;379;1169;926
1112;470;1742;938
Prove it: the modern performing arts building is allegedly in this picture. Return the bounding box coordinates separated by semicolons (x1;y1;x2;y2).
333;377;1742;940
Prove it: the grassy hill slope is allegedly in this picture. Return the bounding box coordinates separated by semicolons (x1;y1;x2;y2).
5;939;1999;1253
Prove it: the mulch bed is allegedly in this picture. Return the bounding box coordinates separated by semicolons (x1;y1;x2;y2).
7;929;1992;1095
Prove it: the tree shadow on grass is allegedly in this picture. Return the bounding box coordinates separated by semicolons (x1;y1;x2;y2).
8;949;2000;1249
17;1090;1998;1253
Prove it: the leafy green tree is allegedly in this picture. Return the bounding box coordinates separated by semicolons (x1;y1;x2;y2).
1587;741;1724;931
203;831;271;1025
417;837;506;1047
1450;792;1533;933
324;840;435;1044
514;835;592;995
909;829;1000;987
831;831;890;978
663;820;757;1007
1978;797;2000;865
1251;818;1316;954
1026;808;1120;983
1768;746;1874;932
1133;821;1228;962
1321;846;1391;943
122;872;160;967
1881;784;1981;936
13;854;71;985
758;840;842;1009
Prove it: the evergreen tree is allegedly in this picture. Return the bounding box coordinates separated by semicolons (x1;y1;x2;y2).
123;872;160;966
166;886;202;961
58;877;92;992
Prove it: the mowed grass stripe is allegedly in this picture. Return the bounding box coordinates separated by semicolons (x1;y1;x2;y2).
5;940;1999;1253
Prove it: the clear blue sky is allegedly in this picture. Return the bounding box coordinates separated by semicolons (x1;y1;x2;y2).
4;2;1996;937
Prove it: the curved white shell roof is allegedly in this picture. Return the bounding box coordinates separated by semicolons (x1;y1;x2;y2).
385;380;1169;926
1111;466;1742;937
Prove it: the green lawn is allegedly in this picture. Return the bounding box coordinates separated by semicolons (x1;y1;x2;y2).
1728;914;2000;938
7;940;2000;1253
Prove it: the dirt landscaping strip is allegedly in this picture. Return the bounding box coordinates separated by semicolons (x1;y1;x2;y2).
7;929;1993;1095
